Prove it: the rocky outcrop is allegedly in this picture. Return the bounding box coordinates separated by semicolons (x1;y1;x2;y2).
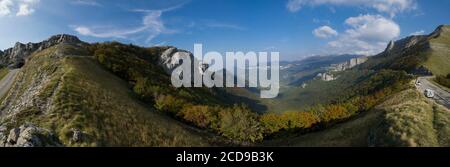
159;47;193;74
316;73;336;81
385;40;395;52
0;124;62;147
71;128;83;143
158;47;208;76
429;24;449;39
0;34;83;68
330;57;368;72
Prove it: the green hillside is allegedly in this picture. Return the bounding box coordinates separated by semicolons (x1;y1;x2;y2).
257;25;450;146
263;88;450;147
425;25;450;76
0;25;448;147
360;25;450;76
0;44;215;146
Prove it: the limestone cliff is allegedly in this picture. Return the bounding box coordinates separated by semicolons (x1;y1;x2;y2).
0;34;84;68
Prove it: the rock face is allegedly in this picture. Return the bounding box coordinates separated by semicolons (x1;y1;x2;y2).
71;128;83;143
382;25;450;56
330;57;368;72
0;124;62;147
385;40;395;52
316;73;336;81
159;47;193;74
0;34;83;68
158;46;207;77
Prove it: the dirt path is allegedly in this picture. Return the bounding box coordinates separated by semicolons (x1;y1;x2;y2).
0;69;19;99
416;77;450;109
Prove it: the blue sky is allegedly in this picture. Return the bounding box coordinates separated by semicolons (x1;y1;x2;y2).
0;0;449;61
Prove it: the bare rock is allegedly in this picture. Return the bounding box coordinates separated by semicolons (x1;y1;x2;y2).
158;47;205;78
330;57;368;72
71;128;83;143
7;128;20;145
1;124;62;147
0;125;7;147
0;34;83;68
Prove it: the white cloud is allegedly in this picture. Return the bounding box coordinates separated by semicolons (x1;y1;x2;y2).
328;14;400;55
205;22;246;31
0;0;39;17
0;0;13;16
313;26;338;38
287;0;417;17
16;3;33;16
287;0;304;12
410;30;425;36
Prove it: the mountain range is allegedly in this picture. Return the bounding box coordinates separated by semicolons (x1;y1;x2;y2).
0;25;449;147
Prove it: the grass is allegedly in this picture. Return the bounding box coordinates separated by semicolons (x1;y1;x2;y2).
262;87;450;147
370;89;439;147
0;68;9;81
0;44;215;146
424;26;450;76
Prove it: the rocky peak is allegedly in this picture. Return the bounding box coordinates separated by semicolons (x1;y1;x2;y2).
0;34;84;68
429;24;450;38
158;47;204;75
381;35;428;56
385;40;395;52
46;34;82;45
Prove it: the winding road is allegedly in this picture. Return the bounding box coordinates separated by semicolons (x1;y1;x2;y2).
416;77;450;109
0;69;19;99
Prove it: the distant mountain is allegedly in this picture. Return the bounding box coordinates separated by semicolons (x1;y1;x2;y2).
1;25;448;147
279;54;365;85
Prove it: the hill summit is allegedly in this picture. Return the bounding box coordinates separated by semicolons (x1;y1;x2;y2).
361;25;450;76
0;34;84;68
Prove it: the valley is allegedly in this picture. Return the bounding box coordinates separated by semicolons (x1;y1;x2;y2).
0;25;449;147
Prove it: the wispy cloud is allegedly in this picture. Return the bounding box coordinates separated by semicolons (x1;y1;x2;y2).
131;1;187;13
287;0;417;17
263;46;277;51
313;18;331;25
205;21;246;31
73;2;184;44
70;0;102;7
410;30;425;36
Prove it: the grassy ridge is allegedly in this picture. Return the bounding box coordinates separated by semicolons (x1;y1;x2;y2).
425;26;450;76
0;44;213;146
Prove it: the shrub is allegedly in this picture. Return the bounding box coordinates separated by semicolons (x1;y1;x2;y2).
260;111;320;134
259;113;287;134
154;94;186;114
435;74;450;88
178;105;219;128
217;105;264;142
